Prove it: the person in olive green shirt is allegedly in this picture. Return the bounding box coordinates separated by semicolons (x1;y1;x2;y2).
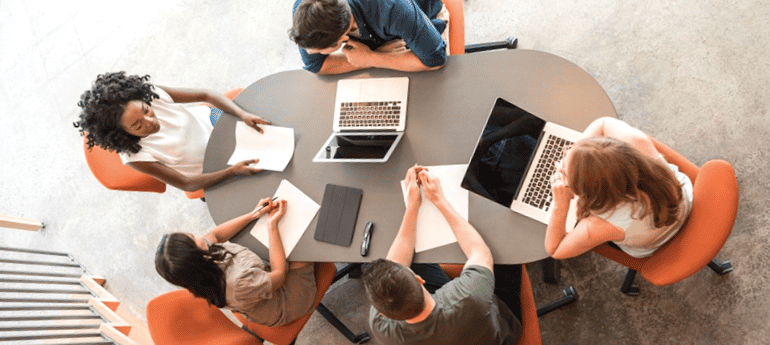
361;166;522;344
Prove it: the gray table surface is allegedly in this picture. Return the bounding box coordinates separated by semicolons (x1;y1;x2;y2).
203;49;616;264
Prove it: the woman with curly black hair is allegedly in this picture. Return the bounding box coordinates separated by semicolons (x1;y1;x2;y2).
74;71;269;191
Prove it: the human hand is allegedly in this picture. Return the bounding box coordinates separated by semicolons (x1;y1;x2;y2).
549;170;574;203
417;170;445;205
230;159;262;175
251;197;275;218
342;40;374;68
404;165;424;209
375;39;407;53
240;112;271;134
268;199;288;225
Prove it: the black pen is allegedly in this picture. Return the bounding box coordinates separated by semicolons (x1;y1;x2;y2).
252;196;279;216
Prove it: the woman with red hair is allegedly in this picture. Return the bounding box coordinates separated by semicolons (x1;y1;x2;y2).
545;117;693;259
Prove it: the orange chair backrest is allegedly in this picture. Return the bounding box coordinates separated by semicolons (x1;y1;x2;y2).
441;0;466;55
146;289;262;345
593;136;739;286
83;138;166;193
236;262;337;345
518;266;541;345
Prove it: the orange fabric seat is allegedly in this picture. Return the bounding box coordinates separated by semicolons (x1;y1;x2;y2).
82;88;245;199
591;136;738;292
146;289;263;345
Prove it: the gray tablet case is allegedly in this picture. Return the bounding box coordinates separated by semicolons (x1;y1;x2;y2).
314;184;363;246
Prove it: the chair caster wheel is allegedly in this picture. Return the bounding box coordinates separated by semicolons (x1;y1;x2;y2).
709;260;733;275
622;284;640;296
563;285;578;301
354;332;371;343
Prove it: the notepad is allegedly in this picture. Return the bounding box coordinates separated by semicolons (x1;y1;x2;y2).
400;165;469;252
250;180;320;258
228;123;295;171
314;184;363;247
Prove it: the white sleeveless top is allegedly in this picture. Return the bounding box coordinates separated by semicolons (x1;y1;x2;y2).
597;157;694;258
119;86;213;177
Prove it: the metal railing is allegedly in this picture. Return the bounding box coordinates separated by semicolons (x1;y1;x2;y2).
0;246;115;345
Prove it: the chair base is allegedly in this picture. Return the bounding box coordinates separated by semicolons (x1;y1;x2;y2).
316;303;370;344
708;259;733;275
620;259;733;296
620;269;640;296
465;36;518;53
536;285;578;317
316;263;370;344
542;257;559;285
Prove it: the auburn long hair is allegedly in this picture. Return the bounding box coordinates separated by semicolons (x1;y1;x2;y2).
566;137;684;228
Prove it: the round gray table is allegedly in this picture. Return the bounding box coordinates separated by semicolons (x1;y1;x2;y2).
203;49;616;264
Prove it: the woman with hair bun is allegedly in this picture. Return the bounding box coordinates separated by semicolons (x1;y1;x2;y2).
74;71;269;192
545;117;693;259
155;197;317;327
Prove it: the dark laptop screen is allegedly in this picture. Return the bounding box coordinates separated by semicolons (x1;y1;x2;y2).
327;133;399;159
461;98;546;207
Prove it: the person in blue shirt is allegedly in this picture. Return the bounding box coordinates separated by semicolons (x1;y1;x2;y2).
289;0;449;74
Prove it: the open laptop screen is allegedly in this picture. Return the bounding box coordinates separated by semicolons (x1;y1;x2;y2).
461;98;546;207
313;132;403;163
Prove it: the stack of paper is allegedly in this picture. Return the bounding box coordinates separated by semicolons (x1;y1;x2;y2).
228;123;295;171
400;164;469;252
250;180;320;258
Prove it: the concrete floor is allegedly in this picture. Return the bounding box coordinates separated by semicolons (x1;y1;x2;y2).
1;0;768;344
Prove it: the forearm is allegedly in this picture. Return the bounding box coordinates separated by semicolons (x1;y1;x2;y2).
369;50;442;72
176;168;235;191
128;162;235;192
544;202;570;256
204;91;250;120
208;211;259;243
434;199;491;263
386;204;419;266
317;54;365;75
267;222;287;286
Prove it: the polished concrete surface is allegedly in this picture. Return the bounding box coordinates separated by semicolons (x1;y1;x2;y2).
1;0;768;344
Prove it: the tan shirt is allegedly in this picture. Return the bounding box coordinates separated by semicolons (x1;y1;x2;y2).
217;242;316;326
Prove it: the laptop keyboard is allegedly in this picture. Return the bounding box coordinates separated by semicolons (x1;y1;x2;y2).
522;135;573;211
338;101;402;128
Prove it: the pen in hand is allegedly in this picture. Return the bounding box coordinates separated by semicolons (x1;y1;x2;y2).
252;196;279;216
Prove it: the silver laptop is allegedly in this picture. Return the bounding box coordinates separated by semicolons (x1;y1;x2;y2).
313;77;409;163
461;97;580;226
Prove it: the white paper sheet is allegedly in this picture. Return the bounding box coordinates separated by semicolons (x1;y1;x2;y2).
250;180;320;258
227;123;295;171
400;164;469;252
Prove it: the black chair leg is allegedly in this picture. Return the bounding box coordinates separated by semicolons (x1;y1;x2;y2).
536;285;578;317
708;259;733;275
542;257;559;285
316;303;370;344
620;269;640;296
464;36;518;53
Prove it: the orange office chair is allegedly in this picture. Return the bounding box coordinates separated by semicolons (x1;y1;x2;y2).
591;136;738;295
235;262;370;345
146;289;264;345
82;88;245;200
440;0;517;55
440;264;576;345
